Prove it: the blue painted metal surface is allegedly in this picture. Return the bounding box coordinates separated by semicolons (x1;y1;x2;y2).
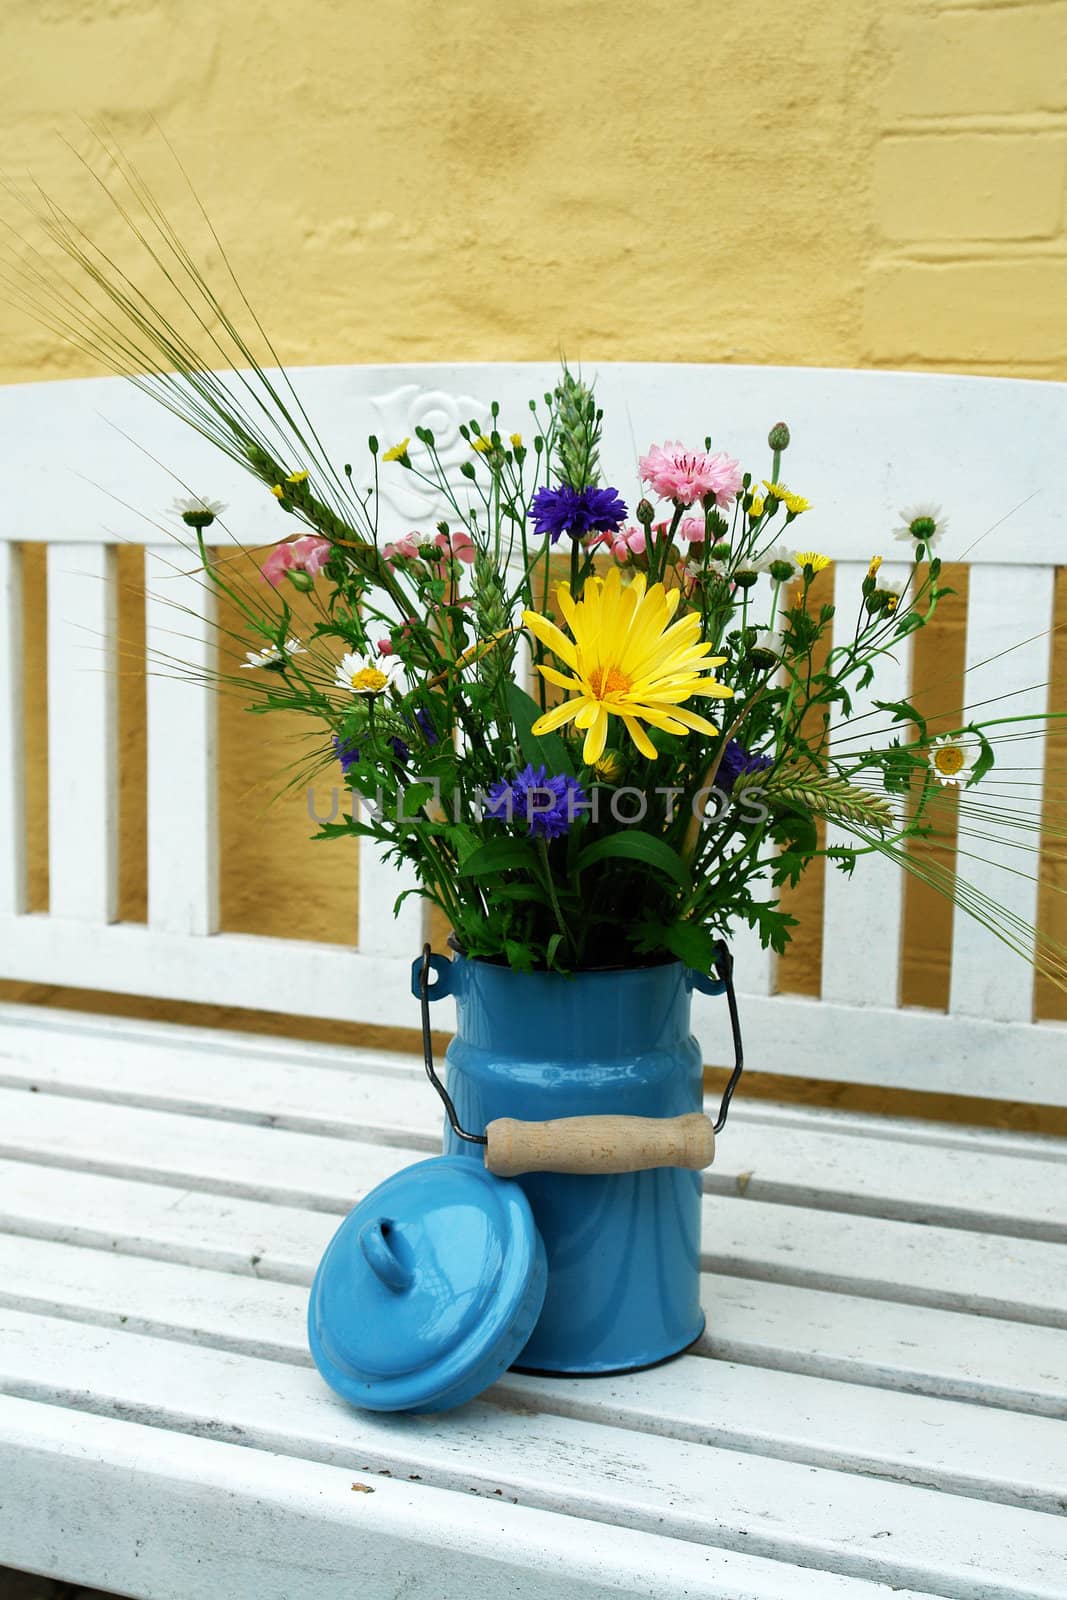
308;1155;547;1412
434;955;722;1375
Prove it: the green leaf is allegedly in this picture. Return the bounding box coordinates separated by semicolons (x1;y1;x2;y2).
873;697;928;742
636;918;718;972
968;726;996;786
576;831;691;890
506;682;575;777
457;837;539;877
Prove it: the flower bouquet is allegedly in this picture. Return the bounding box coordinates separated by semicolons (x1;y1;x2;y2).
6;146;1065;1388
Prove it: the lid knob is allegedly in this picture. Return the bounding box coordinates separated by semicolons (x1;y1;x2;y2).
358;1217;413;1293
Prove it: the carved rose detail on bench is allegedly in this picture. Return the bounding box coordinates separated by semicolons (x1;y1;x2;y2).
364;384;493;527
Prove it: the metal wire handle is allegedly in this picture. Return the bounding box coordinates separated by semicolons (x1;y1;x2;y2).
710;940;745;1135
418;944;487;1146
416;941;745;1144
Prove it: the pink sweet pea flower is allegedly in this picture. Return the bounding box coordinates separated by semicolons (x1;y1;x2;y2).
434;530;476;565
678;515;707;544
639;441;743;509
587;525;646;562
383;533;423;567
260;535;332;588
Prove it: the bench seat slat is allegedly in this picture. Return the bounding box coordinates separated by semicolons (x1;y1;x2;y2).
0;1395;951;1600
2;1040;1066;1239
1;1234;1063;1514
2;1162;1063;1414
1;1307;1064;1600
2;1088;1067;1323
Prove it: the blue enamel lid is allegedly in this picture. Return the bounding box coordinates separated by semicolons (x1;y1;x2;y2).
307;1155;547;1413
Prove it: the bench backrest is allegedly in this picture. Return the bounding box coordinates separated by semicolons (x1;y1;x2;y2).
0;363;1063;1105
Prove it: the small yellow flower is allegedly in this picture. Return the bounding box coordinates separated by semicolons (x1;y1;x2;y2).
783;491;811;516
868;555;883;578
748;495;765;520
286;469;309;485
269;484;285;500
472;436;493;454
382;438;411;463
510;432;523;449
593;750;625;782
762;480;789;500
795;550;831;574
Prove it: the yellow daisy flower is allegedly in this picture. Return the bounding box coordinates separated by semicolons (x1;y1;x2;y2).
782;490;811;516
472;436;493;454
382;438;411;463
748;495;765;520
762;480;789;500
522;566;733;764
868;555;883;578
510;432;523;449
795;550;831;574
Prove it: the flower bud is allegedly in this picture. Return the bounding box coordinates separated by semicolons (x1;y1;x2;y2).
710;541;732;560
286;569;314;594
635;498;655;526
769;559;795;583
767;422;790;451
734;569;759;590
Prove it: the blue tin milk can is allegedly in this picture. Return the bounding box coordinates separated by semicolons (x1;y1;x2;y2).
308;944;742;1409
423;948;737;1375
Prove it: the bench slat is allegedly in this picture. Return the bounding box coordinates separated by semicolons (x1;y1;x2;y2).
45;541;119;922
822;559;912;1008
2;1161;1062;1414
3;1043;1067;1240
0;542;26;917
1;1307;1064;1599
145;545;219;936
0;1396;947;1600
2;1234;1063;1513
2;1091;1066;1322
949;563;1054;1022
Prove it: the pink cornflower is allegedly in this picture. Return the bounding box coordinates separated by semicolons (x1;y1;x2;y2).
639;441;743;509
678;515;708;544
260;535;332;588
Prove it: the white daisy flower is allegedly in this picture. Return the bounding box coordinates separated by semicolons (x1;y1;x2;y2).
927;733;979;787
893;503;947;552
240;638;307;671
335;650;404;696
755;544;798;580
750;627;786;664
171;495;226;527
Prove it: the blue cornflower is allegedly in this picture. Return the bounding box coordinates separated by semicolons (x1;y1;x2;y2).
486;763;587;840
717;739;772;794
414;707;438;745
529;484;628;544
390;736;411;763
333;734;360;774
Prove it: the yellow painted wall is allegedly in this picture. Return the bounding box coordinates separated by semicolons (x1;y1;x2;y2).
1;0;1065;1058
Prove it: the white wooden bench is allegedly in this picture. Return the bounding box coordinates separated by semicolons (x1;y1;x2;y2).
1;363;1065;1600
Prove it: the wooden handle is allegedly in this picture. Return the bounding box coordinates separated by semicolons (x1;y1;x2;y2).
484;1113;715;1177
